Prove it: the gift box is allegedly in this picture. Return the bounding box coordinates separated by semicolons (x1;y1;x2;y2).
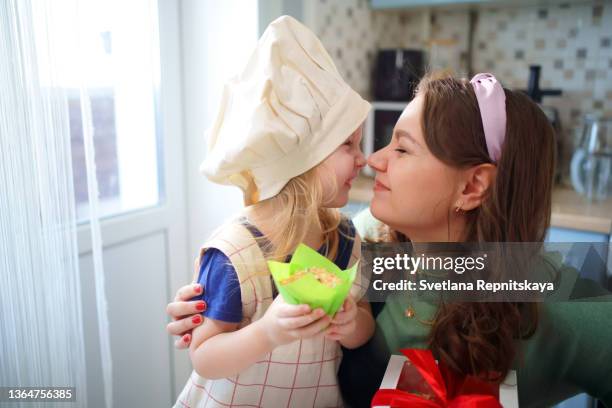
372;349;519;408
268;243;359;316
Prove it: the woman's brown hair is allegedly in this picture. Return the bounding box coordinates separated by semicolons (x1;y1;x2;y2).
386;73;556;381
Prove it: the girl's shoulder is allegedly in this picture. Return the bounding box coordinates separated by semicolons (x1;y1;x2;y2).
200;217;266;264
205;216;258;244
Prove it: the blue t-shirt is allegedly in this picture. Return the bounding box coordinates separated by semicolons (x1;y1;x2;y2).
191;219;357;323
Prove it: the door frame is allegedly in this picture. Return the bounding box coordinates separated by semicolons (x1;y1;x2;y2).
76;0;191;399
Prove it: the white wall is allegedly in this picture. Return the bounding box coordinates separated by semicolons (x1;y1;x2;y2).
180;1;258;257
258;0;307;36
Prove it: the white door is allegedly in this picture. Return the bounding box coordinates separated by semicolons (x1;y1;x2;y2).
72;1;190;406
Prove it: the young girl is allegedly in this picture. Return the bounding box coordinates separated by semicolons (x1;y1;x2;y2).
172;16;375;407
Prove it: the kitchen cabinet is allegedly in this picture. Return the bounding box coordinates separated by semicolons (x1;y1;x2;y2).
546;227;609;243
546;227;610;290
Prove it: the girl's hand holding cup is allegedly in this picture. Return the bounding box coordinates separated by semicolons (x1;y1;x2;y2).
257;295;331;347
324;296;358;342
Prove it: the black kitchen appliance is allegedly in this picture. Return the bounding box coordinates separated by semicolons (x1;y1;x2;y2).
524;65;562;103
372;49;425;101
521;65;564;183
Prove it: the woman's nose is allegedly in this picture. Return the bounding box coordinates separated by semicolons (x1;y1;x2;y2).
367;149;386;172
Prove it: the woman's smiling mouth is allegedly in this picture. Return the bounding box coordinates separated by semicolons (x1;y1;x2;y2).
373;178;390;192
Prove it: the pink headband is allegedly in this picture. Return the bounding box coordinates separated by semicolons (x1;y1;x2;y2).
470;73;506;162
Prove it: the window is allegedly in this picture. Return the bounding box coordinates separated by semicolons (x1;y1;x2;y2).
63;0;163;221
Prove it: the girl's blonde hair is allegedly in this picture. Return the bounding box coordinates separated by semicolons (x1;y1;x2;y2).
251;162;343;263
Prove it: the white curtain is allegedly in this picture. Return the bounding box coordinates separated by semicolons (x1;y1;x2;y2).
0;1;111;407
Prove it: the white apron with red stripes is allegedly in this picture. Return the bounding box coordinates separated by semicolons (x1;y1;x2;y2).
174;220;363;408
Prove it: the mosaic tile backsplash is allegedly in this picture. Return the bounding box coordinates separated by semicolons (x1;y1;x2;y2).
312;0;612;169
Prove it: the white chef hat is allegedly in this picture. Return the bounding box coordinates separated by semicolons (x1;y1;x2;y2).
200;15;371;206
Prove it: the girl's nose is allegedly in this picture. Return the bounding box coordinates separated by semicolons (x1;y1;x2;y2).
367;148;387;173
355;150;366;169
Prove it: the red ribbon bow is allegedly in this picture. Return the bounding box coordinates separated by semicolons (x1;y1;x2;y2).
371;349;503;408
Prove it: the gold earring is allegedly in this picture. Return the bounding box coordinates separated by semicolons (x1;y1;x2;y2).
454;200;463;213
404;303;434;326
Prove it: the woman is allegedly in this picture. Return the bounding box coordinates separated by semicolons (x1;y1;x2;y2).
166;73;612;407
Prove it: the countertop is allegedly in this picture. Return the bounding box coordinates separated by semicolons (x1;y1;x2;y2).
348;175;612;235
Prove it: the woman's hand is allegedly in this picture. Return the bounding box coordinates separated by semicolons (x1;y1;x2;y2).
255;295;332;348
166;283;206;349
324;296;358;342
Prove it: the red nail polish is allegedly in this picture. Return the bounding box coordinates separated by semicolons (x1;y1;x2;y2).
183;334;190;342
194;285;202;294
196;302;206;311
192;315;202;324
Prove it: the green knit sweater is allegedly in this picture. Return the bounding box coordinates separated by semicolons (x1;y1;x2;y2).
352;209;612;407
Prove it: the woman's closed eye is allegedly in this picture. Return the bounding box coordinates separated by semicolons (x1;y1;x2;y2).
394;147;410;155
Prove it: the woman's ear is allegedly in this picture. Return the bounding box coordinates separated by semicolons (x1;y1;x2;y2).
457;163;497;211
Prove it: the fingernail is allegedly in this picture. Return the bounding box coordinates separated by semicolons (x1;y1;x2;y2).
183;334;190;342
194;285;202;294
192;315;202;324
196;302;206;311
